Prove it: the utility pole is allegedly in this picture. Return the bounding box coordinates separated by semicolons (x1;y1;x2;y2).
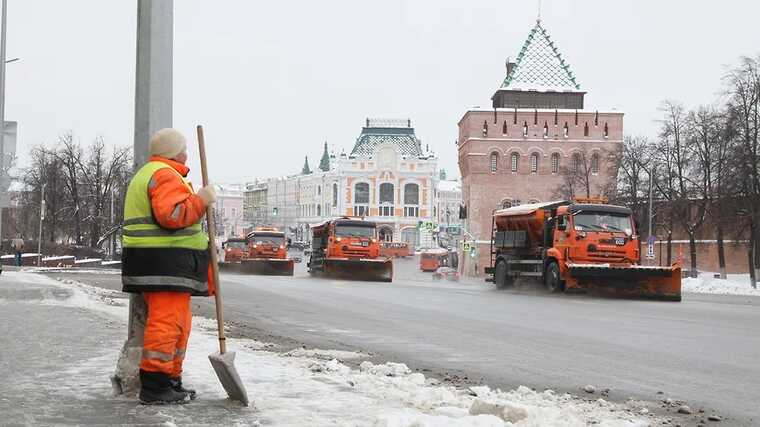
112;0;173;396
37;184;45;266
648;167;654;239
0;0;8;246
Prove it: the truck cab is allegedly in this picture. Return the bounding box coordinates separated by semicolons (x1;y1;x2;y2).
327;219;380;259
247;228;287;260
548;203;639;268
222;238;248;263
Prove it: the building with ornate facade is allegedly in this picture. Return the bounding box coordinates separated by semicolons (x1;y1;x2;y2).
212;184;248;239
244;119;439;247
457;20;623;276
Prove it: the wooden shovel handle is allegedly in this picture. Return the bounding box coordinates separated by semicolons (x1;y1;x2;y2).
197;125;226;354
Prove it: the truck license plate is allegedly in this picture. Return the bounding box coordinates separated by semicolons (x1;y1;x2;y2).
615;237;625;246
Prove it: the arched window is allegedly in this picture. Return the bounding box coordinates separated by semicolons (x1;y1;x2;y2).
482;120;488;137
551;153;560;174
603;122;609;138
594;111;599;126
317;204;321;216
332;183;338;207
379;183;395;216
583;122;589;137
572;153;581;173
490;152;498;172
591;153;600;174
403;183;420;217
563;122;569;138
510;152;520;172
543;121;549;138
554;110;558;125
354;182;369;216
317;186;321;196
533;109;538;125
530;153;539;173
522;121;528;137
502;120;507;135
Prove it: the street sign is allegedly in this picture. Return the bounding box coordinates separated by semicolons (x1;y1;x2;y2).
646;235;656;259
646;243;655;259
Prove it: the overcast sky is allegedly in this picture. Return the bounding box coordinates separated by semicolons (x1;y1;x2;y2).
5;0;760;184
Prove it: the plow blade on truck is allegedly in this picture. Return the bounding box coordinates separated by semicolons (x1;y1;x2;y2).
566;264;682;301
323;258;393;282
219;259;295;276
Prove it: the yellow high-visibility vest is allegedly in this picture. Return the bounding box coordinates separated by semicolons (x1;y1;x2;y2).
122;161;208;250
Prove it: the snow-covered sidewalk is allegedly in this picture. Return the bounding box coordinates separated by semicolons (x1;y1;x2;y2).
0;271;661;426
682;272;760;296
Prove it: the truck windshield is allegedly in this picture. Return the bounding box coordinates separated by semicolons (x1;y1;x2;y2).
573;212;632;233
336;225;375;238
225;241;247;250
252;235;284;246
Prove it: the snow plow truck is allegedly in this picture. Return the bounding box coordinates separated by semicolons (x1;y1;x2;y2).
308;217;393;282
220;228;295;276
485;200;682;301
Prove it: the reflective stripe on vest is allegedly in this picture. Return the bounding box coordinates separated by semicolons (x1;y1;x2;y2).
122;161;208;250
122;275;208;294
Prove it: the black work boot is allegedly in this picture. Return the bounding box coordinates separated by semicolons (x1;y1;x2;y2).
170;377;197;400
139;370;190;405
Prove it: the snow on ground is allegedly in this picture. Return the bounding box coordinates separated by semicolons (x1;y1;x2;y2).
17;271;659;426
682;273;760;296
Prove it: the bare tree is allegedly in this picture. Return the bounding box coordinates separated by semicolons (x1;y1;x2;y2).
78;138;131;248
553;145;614;200
55;133;84;245
653;100;709;276
723;55;760;287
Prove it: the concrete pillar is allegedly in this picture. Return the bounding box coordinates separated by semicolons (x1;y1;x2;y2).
112;0;173;397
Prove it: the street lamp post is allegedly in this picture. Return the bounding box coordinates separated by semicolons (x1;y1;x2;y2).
37;184;45;267
0;0;8;246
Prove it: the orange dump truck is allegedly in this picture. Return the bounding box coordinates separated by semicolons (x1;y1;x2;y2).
419;248;453;272
308;217;393;282
380;241;412;258
485;200;681;301
243;228;294;276
219;228;294;276
222;237;248;263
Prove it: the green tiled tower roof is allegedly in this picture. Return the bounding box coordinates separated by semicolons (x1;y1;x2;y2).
501;20;580;91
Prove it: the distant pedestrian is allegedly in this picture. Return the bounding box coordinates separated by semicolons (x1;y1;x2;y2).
10;234;24;266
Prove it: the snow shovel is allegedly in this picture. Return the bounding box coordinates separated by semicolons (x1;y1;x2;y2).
197;125;250;406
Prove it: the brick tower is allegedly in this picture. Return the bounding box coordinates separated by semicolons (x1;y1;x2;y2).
457;19;623;276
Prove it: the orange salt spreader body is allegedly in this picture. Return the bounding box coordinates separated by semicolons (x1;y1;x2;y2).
485;199;681;301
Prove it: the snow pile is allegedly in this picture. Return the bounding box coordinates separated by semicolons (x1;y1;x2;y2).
24;271;658;427
284;347;366;360
682;273;760;296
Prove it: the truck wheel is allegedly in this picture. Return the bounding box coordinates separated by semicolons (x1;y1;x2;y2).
494;259;514;289
545;261;564;293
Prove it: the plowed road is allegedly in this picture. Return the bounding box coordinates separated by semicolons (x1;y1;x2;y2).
52;258;760;425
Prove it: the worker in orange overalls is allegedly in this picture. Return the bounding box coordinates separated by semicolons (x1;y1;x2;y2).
121;128;217;405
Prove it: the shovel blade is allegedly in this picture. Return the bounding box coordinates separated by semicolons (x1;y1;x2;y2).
208;351;250;406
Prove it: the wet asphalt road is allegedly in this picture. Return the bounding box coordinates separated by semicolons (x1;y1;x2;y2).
49;257;760;425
